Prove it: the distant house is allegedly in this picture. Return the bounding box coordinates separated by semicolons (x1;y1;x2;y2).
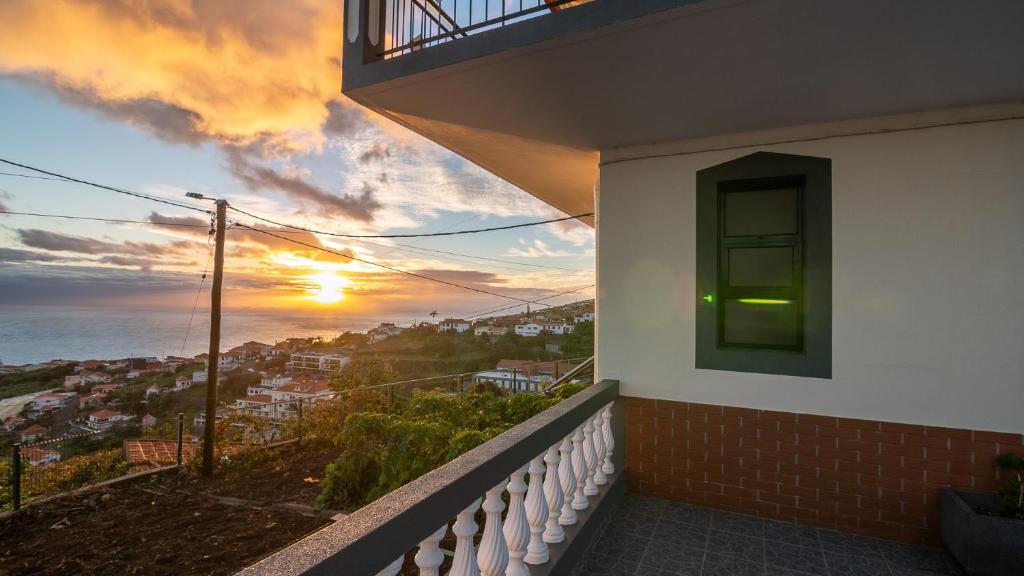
514;323;543;337
192;370;208;383
173;375;192;391
126;370;141;380
287;352;350;376
368;322;405;343
22;446;60;467
541;322;575;335
63;374;82;389
573;310;595;323
87;409;133;431
269;341;292;356
141;414;157;428
19;424;49;443
92;383;121;394
145;384;161;398
248;374;291;396
81;392;107;408
439;319;471;333
30;392;78;412
241;341;272;359
473;359;580;392
235;394;275;418
474;325;509;337
75;360;104;372
80;371;112;384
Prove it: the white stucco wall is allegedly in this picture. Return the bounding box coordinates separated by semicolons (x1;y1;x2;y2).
597;112;1024;433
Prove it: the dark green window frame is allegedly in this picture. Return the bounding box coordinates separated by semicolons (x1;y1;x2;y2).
696;152;832;378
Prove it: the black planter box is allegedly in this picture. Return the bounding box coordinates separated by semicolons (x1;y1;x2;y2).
940;488;1024;575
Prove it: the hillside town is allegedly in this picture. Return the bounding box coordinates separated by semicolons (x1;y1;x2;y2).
0;300;595;469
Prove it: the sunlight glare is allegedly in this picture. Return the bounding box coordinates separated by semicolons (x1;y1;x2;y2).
308;271;349;304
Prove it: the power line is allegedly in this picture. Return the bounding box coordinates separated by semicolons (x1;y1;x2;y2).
229;205;592;239
465;285;595;320
181;245;214;356
0;210;208;227
0;171;70;182
235;223;564;306
0;158;212;214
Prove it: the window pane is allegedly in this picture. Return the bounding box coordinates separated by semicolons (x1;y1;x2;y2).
724;188;799;236
721;298;800;348
727;246;794;287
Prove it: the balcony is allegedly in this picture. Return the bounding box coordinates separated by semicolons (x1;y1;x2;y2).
239;378;624;576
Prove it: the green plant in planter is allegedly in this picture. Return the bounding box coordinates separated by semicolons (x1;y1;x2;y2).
995;451;1023;517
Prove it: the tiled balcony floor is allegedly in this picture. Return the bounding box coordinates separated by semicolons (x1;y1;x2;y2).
580;494;963;576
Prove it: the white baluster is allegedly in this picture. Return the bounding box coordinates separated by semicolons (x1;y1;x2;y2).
557;434;577;525
504;464;530;576
571;425;589;510
377;555;404;576
592;411;607;486
415;525;447;576
524;454;549;565
543;443;565;543
447;498;481;576
602;403;615;475
477;480;508;576
582;417;599;496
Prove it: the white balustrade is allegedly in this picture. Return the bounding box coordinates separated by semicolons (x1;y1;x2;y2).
377;555;404;576
602;403;616;475
543;443;565;543
571;426;589;510
415;525;447;576
447;498;481;576
524;454;550;564
557;435;577;525
477;480;508;576
503;464;530;576
582;418;599;497
592;411;607;486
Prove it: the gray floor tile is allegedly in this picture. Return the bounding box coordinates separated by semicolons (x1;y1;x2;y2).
877;542;962;575
640;543;705;575
662;501;713;528
765;542;828;575
763;520;822;549
577;552;637;576
711;510;765;536
700;552;766;576
818;530;886;561
824;552;892;576
707;530;766;559
652;517;710;548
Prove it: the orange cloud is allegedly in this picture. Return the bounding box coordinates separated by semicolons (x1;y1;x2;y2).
0;0;356;152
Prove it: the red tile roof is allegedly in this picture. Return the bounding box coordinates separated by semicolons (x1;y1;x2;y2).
90;409;122;419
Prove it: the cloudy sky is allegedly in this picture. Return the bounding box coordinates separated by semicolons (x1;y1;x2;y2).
0;0;593;320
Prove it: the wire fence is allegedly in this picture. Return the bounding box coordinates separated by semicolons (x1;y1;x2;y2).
0;358;595;512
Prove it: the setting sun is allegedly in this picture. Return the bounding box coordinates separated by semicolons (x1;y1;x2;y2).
308;271;350;304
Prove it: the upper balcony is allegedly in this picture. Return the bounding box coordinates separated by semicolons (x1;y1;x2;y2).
341;0;1024;221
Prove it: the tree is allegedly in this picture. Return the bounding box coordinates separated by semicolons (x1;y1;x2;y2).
562;321;594;357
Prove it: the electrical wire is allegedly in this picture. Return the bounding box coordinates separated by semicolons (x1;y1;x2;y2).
464;285;595;319
0;210;208;227
0;158;213;214
229;205;592;239
235;223;570;306
181;242;214;356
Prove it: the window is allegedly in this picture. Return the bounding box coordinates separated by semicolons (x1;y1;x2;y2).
695;152;831;378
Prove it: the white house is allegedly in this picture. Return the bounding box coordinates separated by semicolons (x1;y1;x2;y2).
541;322;574;335
338;0;1024;548
19;424;48;443
438;318;471;333
287;352;350;376
513;323;542;337
145;384;161;398
192;370;208;383
173;375;192;391
30;392;77;412
86;409;133;431
474;325;508;337
23;447;60;467
573;311;595;324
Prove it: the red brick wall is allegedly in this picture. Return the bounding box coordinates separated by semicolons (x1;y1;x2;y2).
624;397;1024;544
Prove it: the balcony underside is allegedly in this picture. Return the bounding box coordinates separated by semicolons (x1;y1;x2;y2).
344;0;1024;219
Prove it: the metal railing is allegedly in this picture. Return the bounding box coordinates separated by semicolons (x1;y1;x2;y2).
238;378;621;576
371;0;592;59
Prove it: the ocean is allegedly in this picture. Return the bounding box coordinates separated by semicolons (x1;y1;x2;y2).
0;306;402;365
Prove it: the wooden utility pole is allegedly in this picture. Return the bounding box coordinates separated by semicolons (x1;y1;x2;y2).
201;199;227;477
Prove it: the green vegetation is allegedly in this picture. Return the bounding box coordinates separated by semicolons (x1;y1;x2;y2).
0;364;74;400
309;355;586;510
